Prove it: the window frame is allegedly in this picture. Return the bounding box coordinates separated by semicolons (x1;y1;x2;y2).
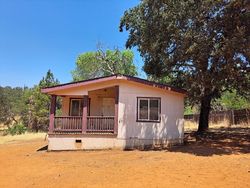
136;97;161;123
69;98;83;116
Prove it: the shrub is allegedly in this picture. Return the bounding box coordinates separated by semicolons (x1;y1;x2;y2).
6;123;27;135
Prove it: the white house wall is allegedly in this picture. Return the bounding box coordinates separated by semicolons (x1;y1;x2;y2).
117;81;184;143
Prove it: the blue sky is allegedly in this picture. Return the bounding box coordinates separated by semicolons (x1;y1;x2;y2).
0;0;144;87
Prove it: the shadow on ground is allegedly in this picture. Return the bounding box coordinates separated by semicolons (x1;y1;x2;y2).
37;145;48;151
167;127;250;156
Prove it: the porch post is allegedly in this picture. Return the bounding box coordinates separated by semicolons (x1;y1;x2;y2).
49;95;57;133
82;95;88;133
114;86;119;134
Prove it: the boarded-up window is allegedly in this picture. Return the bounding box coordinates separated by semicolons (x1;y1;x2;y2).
137;98;161;122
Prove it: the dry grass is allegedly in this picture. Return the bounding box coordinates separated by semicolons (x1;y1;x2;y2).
0;132;47;145
0;122;6;131
185;120;250;132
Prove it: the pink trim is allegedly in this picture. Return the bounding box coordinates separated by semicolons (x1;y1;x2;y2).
49;95;56;133
120;75;186;94
82;95;88;133
41;74;186;95
54;129;82;132
41;75;118;93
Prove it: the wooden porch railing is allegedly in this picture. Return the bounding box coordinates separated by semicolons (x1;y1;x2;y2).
87;116;115;133
54;116;82;132
53;116;115;133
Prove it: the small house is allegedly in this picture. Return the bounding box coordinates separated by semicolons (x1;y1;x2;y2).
41;74;186;150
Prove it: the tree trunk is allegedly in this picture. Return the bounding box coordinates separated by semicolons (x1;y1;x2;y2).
197;95;212;133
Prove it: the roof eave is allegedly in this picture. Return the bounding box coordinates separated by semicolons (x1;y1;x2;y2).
41;74;187;95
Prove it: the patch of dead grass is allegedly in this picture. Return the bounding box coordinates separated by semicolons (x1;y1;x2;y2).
185;120;250;132
0;132;47;145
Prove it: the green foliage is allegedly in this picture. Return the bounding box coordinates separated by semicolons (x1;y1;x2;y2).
72;46;137;81
120;0;249;101
22;70;60;132
120;0;250;131
184;105;196;115
5;123;27;135
213;90;250;110
0;86;27;126
184;90;250;114
39;70;59;88
0;70;60;132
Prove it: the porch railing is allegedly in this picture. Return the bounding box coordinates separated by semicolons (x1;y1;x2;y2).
53;116;115;133
54;116;82;132
87;116;115;133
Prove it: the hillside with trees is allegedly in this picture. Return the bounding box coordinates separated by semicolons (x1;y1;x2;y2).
0;70;59;134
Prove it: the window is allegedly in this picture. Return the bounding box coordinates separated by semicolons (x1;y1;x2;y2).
70;99;83;116
137;97;161;122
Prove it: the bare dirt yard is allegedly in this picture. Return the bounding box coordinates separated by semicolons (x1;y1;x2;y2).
0;126;250;188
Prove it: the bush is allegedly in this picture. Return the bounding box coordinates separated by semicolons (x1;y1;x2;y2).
6;123;27;135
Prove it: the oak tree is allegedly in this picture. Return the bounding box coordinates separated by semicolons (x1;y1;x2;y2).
120;0;250;132
72;47;137;81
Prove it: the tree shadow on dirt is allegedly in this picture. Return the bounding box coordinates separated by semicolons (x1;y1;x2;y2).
167;127;250;156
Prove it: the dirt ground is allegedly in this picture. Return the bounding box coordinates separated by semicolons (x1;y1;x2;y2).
0;127;250;188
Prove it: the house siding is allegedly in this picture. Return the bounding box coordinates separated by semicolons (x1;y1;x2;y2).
62;97;70;116
118;81;184;142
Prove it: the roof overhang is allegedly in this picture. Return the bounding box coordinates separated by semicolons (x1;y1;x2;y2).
41;74;187;95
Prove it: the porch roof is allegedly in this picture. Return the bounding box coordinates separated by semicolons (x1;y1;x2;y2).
41;74;187;95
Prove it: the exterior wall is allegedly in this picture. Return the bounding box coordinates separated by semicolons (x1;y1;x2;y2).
62;97;70;116
89;95;102;116
117;81;184;145
88;87;115;116
60;87;116;116
48;136;182;151
48;136;122;150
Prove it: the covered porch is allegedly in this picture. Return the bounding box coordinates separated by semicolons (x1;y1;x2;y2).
49;86;119;134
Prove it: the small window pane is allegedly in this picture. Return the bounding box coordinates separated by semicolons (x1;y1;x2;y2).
150;99;159;120
71;99;83;116
71;100;79;116
139;99;148;120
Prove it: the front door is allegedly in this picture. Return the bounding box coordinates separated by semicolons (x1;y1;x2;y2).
102;98;115;116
